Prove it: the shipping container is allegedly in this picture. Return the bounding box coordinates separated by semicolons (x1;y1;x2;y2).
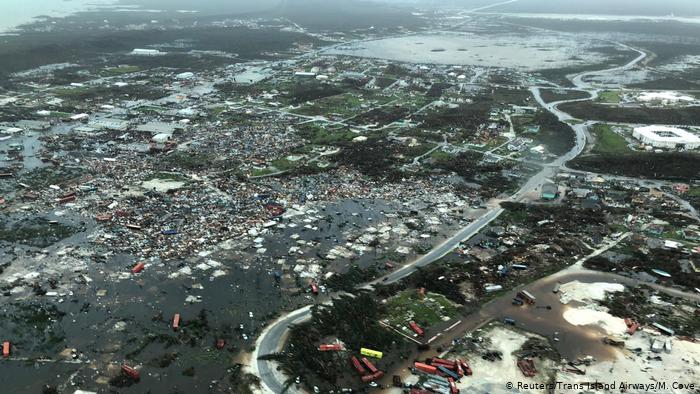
121;364;140;380
652;322;675;336
361;357;378;374
131;262;145;274
459;360;473;376
172;314;181;331
448;377;460;394
414;362;437;375
351;356;366;375
319;344;344;351
409;321;425;337
2;341;9;358
58;195;76;204
437;365;459;381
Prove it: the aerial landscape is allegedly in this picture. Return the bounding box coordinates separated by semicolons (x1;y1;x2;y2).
0;0;699;393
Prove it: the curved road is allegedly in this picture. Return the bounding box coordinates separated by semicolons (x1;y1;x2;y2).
253;41;659;394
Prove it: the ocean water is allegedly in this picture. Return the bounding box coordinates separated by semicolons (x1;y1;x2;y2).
0;0;116;32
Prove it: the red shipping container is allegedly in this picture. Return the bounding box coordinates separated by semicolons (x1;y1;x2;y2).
121;364;140;380
409;321;425;337
414;362;437;375
172;314;181;331
351;356;366;375
131;262;145;274
2;341;10;358
362;357;378;374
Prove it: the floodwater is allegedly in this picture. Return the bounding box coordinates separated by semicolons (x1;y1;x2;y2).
0;0;116;33
378;270;655;390
427;272;623;362
325;33;606;71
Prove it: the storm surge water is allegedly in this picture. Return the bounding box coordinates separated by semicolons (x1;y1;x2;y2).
0;0;116;33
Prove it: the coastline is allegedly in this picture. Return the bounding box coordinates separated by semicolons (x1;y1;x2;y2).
0;0;117;34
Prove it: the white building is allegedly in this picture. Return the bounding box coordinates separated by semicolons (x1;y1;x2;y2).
632;125;700;149
130;48;165;56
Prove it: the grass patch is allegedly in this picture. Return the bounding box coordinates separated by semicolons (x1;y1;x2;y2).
590;124;630;155
385;289;459;328
597;90;621;103
295;123;357;145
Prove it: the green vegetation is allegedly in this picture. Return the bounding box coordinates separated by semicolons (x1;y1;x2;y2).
325;265;378;292
539;89;590;103
21;166;86;188
590;124;630;154
296;123;357;145
101;65;141;76
0;303;66;353
288;81;345;105
292;93;364;117
0;218;77;248
602;286;700;336
559;101;700;126
597;90;621;104
570;152;700;180
272;292;407;392
531;110;576;156
385;289;459;328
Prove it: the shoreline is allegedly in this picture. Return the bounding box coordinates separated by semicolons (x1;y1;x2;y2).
0;0;118;34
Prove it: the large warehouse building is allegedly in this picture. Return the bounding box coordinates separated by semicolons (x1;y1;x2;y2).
632;125;700;149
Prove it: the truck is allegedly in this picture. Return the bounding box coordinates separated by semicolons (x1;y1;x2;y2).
310;282;319;295
2;341;9;358
409;321;425;337
517;290;536;304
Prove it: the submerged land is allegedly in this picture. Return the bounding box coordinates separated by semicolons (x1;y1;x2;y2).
0;1;699;393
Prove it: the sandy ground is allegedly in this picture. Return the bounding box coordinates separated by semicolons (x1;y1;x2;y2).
556;282;700;394
562;307;628;336
560;281;628;336
450;326;557;394
558;281;624;304
559;330;700;393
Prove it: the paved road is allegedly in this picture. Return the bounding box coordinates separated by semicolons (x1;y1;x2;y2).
252;34;672;394
253;306;314;394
